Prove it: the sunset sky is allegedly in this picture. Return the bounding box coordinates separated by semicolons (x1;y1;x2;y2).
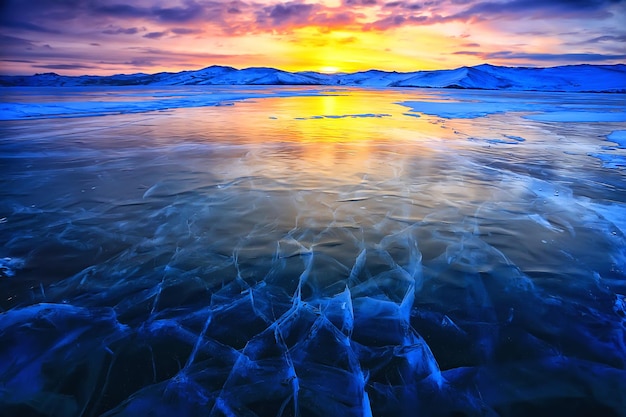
1;0;625;75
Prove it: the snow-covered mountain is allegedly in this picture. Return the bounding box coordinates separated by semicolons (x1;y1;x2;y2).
1;64;625;92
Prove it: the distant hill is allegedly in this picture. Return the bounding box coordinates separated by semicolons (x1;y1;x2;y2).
1;64;625;92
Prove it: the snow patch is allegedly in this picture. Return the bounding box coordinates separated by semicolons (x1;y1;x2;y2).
525;111;626;122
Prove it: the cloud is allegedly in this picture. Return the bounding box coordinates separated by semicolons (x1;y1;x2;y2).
0;0;221;31
364;0;626;31
364;14;432;30
452;50;482;55
170;27;203;35
254;2;360;32
1;20;60;33
0;34;38;49
449;0;625;22
1;59;36;63
125;58;159;67
343;0;378;6
33;63;101;70
153;2;207;23
263;3;316;26
144;31;168;39
90;3;148;19
569;34;626;44
359;0;625;32
102;27;142;35
453;49;626;62
91;1;216;23
487;51;626;62
382;1;422;9
124;46;262;62
337;36;358;44
2;0;623;39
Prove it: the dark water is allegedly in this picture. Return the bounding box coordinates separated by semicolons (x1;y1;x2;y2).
1;87;625;417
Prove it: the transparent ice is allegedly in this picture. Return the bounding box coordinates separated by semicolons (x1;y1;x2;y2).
1;87;625;416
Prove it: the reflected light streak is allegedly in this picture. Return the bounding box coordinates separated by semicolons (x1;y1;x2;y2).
139;89;483;193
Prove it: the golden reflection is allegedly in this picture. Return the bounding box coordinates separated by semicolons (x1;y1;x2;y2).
255;90;461;144
155;88;474;190
320;95;338;115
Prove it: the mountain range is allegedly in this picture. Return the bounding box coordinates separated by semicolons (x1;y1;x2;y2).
1;64;625;92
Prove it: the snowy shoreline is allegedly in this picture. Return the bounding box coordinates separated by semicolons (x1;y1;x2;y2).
2;85;625;122
1;63;625;93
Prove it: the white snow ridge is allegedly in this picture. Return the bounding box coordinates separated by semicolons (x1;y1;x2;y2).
1;64;625;92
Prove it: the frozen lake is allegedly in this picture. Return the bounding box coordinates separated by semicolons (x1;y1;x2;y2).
1;86;626;416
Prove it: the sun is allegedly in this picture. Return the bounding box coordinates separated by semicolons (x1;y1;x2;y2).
319;66;341;74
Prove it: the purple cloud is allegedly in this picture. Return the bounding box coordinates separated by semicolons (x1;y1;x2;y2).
569;34;626;44
364;14;431;30
382;1;422;9
170;27;204;35
2;0;623;39
453;49;626;62
84;1;218;24
144;31;168;39
265;3;316;26
92;3;147;19
0;19;60;33
125;58;158;67
487;51;626;61
343;0;378;6
1;58;36;63
0;34;38;48
33;63;101;70
452;50;483;55
153;3;206;23
254;2;360;31
102;27;141;35
450;0;624;21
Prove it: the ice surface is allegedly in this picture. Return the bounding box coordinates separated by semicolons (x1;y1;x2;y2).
589;153;626;169
1;86;626;416
398;90;626;121
0;257;24;278
588;130;626;169
0;86;334;121
607;130;626;148
398;100;523;119
526;111;626;122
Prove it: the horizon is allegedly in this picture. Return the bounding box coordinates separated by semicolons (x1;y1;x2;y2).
6;61;626;78
1;0;625;76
